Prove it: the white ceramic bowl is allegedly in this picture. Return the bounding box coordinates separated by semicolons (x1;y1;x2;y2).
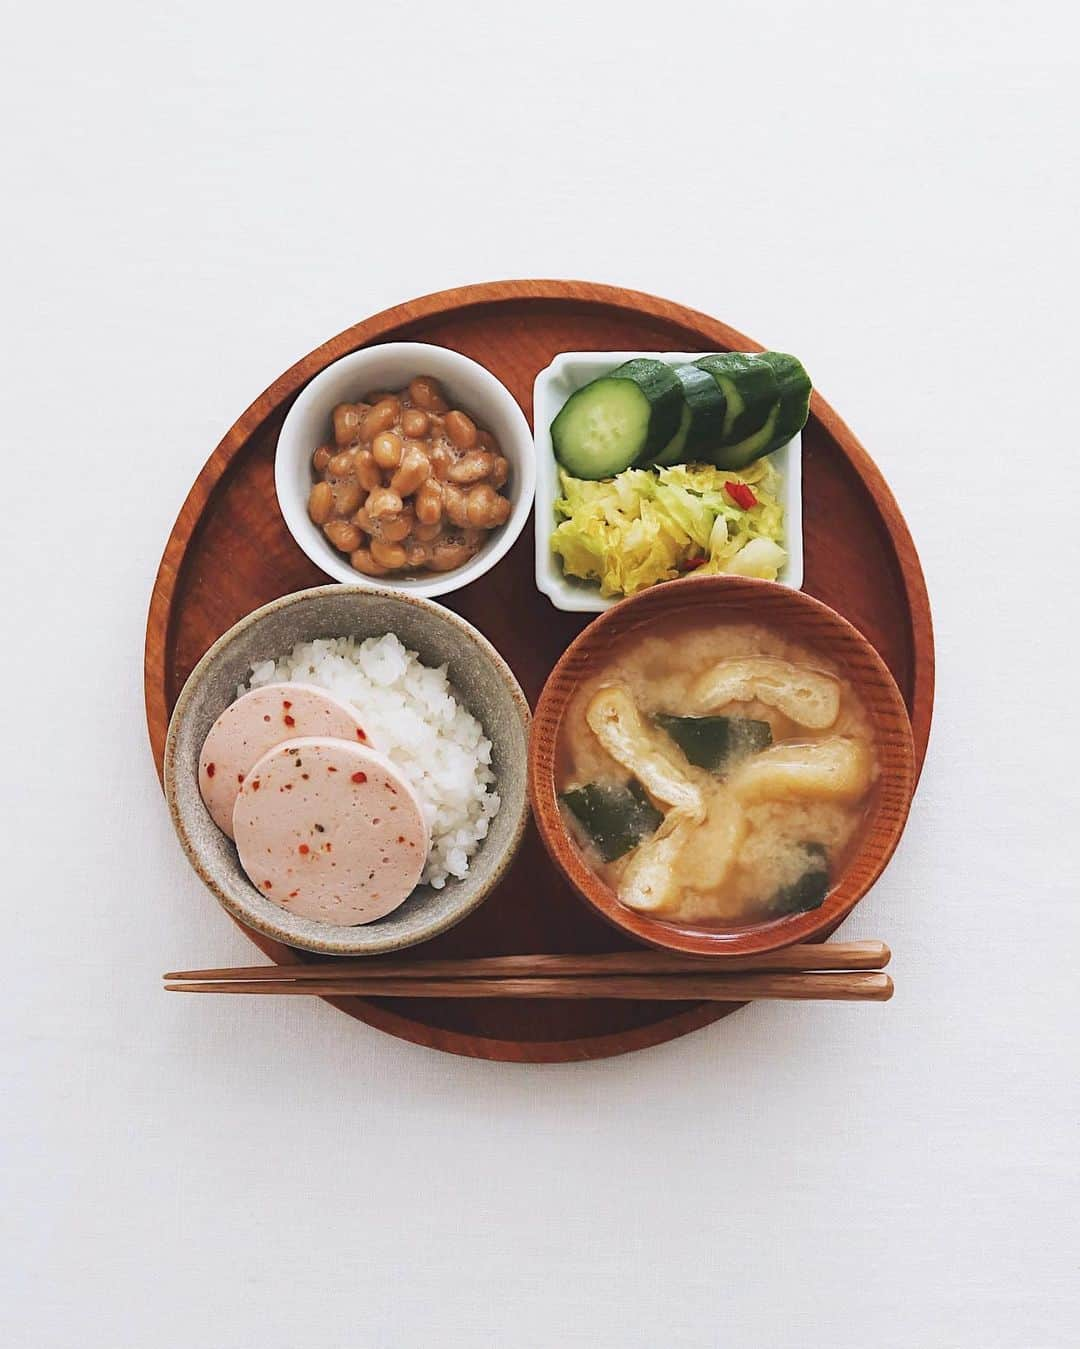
276;342;535;600
532;351;804;612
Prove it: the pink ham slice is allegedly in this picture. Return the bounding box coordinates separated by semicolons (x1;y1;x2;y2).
232;737;429;925
198;683;369;838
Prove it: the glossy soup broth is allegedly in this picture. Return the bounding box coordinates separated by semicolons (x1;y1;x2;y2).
555;618;878;928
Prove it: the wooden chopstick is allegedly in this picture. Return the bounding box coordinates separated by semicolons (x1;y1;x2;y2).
164;940;889;983
164;970;892;1002
164;971;890;1000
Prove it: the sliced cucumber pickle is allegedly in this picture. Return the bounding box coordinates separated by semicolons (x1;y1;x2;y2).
609;359;684;457
694;353;778;443
757;351;812;447
652;363;728;465
551;377;653;478
552;351;812;478
551;359;683;479
709;401;782;471
651;402;692;467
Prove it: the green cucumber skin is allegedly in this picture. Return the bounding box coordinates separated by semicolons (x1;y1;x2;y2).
651;403;692;466
654;714;773;773
553;352;811;479
551;360;684;478
551;376;652;479
707;401;782;471
694;353;778;444
668;363;728;459
757;352;812;445
610;358;684;457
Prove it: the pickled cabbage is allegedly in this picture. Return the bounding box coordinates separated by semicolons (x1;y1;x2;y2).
551;460;786;596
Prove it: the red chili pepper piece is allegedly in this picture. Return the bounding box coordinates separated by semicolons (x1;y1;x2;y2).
724;481;757;510
351;771;367;784
205;762;215;778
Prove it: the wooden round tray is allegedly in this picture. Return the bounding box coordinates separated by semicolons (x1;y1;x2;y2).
146;280;933;1062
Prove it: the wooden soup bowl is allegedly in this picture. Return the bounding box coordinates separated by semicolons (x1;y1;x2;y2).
528;575;917;957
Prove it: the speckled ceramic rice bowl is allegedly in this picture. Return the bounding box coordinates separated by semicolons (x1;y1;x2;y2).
164;585;530;955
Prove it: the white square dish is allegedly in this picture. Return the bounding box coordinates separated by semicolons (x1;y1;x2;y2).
532;351;804;613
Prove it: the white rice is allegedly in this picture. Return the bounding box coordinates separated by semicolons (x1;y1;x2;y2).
241;634;500;890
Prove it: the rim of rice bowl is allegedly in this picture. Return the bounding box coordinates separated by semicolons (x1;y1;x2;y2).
243;634;500;890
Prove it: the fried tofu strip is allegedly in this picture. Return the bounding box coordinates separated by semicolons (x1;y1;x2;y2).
585;685;704;817
728;736;872;804
689;657;840;729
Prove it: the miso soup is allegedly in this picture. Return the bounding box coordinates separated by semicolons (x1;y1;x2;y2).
556;619;878;926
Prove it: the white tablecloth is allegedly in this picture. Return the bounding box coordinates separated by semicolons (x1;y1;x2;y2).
2;2;1076;1346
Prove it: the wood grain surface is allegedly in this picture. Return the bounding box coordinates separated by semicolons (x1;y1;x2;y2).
164;942;893;981
165;973;895;1003
145;279;934;1062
